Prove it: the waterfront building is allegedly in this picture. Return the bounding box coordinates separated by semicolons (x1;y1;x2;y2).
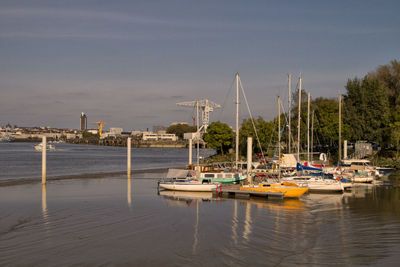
80;112;87;131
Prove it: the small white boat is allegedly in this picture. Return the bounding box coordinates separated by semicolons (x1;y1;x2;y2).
158;178;219;192
34;143;56;151
282;176;344;193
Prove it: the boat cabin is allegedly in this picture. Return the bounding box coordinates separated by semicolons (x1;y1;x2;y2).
200;172;240;179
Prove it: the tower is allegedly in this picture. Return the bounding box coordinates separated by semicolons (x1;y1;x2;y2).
80;112;87;131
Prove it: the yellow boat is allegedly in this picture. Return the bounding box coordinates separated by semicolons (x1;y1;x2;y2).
240;182;309;198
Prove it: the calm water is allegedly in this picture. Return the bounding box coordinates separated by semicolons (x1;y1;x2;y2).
1;143;400;266
0;142;215;181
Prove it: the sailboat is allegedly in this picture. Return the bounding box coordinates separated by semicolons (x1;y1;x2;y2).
282;77;344;193
158;169;220;192
240;95;309;198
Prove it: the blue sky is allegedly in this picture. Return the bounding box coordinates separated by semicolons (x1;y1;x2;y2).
1;0;399;130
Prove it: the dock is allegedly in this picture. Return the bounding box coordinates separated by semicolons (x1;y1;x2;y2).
212;185;284;199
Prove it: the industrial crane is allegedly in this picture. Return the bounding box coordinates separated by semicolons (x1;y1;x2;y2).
176;99;221;134
92;121;107;137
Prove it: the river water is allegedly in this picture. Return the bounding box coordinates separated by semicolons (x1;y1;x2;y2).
1;143;400;266
0;142;215;182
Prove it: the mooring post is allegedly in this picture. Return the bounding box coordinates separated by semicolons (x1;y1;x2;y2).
188;138;193;165
127;137;131;176
247;136;253;184
42;136;46;184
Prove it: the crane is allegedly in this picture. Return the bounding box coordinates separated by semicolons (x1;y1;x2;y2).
92;121;107;137
176;99;221;133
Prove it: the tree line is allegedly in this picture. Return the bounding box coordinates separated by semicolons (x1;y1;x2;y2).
203;60;400;161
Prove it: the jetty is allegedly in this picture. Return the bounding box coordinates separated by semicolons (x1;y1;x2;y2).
212;185;285;199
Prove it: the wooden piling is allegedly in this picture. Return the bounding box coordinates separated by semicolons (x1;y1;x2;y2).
127;137;131;176
42;136;46;184
247;137;253;184
189;138;193;165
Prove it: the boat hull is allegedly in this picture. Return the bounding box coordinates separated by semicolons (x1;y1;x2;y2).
240;183;309;198
283;177;344;193
159;182;217;192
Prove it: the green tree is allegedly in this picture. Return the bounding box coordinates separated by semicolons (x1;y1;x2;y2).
343;76;390;145
369;60;400;110
239;117;275;156
166;124;196;139
203;121;234;154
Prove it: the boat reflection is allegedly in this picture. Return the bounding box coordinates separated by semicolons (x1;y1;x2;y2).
244;198;306;212
158;190;213;207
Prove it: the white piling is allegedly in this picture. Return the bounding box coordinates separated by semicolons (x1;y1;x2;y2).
247;137;253;184
127;137;131;176
42;136;46;184
344;140;348;160
189;138;193;165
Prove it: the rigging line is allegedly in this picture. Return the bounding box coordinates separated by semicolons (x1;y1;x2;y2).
217;76;236;122
238;77;267;164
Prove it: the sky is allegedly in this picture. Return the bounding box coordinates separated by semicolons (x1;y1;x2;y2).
1;0;399;131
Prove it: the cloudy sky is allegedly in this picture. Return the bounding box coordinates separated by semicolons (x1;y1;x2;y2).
1;0;399;130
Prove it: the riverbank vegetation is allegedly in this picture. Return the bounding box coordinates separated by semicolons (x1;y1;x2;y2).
204;60;400;167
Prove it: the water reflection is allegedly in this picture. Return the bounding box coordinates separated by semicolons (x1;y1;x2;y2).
232;200;238;245
247;198;306;212
243;202;252;241
41;184;48;220
127;175;132;208
192;200;199;254
158;191;212;207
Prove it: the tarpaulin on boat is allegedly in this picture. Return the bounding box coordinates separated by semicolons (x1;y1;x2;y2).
296;163;323;172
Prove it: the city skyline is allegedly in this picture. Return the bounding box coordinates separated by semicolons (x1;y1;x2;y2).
1;0;399;130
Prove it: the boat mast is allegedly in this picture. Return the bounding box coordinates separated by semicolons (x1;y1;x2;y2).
307;92;310;163
278;96;281;182
297;75;302;162
288;74;292;154
235;73;239;170
196;100;200;166
311;110;314;161
338;94;342;163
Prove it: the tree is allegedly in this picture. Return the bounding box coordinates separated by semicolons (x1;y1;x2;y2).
166;124;196;139
203;121;234;154
239;117;275;156
369;60;400;111
343;76;390;145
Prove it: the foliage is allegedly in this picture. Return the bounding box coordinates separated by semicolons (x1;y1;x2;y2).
239;117;275;156
82;130;98;139
343;76;390;145
369;60;400;110
166;124;196;139
203;121;234;154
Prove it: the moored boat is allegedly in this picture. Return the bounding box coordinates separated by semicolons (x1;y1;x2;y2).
198;172;247;184
34;143;56;151
158;178;219;192
282;176;344;193
240;182;309;198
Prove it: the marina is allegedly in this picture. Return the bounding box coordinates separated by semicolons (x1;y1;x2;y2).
1;1;400;265
1;142;400;265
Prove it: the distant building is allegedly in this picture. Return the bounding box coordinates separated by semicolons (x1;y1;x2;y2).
80;112;87;131
143;133;159;141
142;132;177;141
109;127;123;135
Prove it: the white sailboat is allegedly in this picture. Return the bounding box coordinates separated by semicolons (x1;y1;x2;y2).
283;76;344;193
158;169;220;192
34;143;55;151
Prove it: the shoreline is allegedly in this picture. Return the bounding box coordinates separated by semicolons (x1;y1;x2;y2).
0;167;173;187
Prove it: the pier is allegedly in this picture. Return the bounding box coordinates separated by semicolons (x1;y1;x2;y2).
212;185;284;199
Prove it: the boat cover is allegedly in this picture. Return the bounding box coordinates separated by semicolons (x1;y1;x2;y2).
296;163;323;172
